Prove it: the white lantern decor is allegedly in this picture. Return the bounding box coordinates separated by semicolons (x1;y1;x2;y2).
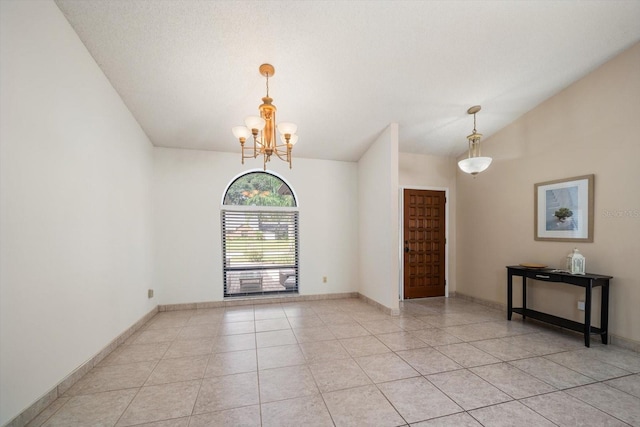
566;248;586;275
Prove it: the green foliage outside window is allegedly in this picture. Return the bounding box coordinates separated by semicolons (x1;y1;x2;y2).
224;173;295;207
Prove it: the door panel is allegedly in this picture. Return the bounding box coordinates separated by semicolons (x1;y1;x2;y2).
403;189;446;299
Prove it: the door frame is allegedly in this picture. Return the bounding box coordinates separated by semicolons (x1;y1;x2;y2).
398;186;450;301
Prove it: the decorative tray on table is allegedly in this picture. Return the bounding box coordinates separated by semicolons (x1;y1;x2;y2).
518;263;548;269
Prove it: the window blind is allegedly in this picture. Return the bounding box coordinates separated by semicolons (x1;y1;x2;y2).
222;210;298;296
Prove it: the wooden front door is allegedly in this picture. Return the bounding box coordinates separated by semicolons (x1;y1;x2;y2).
403;189;446;299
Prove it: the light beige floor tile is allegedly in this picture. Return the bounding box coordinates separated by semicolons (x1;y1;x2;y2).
145;313;192;330
426;369;512;410
521;391;628;426
439;325;483;342
223;305;255;322
259;365;319;403
257;344;306;370
299;340;351;363
133;327;182;344
587;346;640;373
545;350;631;381
308;358;372;393
355;352;419;383
205;349;257;377
253;305;286;320
212;333;256;353
287;315;325;329
189;405;260;427
42;389;136;427
566;382;640;425
323;385;405;427
410;412;482;426
469;338;535;361
463;322;514;340
255;317;291;332
468;400;556;427
163;338;214;359
409;329;462;346
193;372;259;414
283;306;317;318
117;380;200;426
145;355;208;385
350;312;391;323
318;312;357;326
377;377;462;423
176;323;218;340
326;323;371;339
222;309;254;323
418;313;477;328
64;361;156;396
500;333;569;356
218;320;255;336
360;319;404;334
32;298;640;427
129;418;189;427
388;316;430;331
99;342;170;366
470;363;556;399
292;326;336;343
255;329;297;348
376;331;429;351
311;306;343;315
537;329;586;350
26;397;71;427
435;343;501;367
261;394;333;427
396;347;462;375
509;357;596;389
605;373;640;398
339;335;391;357
186;309;224;326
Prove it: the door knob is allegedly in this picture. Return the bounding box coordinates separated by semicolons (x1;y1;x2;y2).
404;247;410;253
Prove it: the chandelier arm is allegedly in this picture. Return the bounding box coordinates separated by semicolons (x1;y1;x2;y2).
271;145;290;162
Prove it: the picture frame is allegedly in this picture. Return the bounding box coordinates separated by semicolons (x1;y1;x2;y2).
534;174;594;242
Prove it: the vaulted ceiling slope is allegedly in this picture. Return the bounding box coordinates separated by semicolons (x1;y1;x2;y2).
55;0;640;161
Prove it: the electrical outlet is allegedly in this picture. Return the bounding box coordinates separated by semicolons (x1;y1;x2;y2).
148;289;154;298
322;276;327;283
577;300;585;311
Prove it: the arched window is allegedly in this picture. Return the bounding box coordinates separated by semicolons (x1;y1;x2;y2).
221;171;298;296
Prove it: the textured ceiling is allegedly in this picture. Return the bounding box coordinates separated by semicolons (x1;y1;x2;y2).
55;0;640;161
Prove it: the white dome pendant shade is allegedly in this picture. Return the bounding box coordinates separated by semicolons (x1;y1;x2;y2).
458;105;492;176
458;156;492;175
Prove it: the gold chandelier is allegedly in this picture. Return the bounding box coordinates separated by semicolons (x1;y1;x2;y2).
232;64;298;170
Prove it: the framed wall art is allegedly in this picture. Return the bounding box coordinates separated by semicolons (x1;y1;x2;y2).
534;174;594;242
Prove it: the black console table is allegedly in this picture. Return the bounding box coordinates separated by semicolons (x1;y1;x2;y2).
506;266;612;347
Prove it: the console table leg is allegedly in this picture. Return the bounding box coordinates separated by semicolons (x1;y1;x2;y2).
522;277;527;320
601;284;609;345
507;273;513;321
584;284;592;347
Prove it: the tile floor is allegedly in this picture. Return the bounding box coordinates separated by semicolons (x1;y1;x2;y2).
29;297;640;426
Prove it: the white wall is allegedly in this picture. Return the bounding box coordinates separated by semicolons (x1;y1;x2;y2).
399;152;457;295
358;124;400;312
153;148;359;304
456;43;640;344
0;1;155;424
